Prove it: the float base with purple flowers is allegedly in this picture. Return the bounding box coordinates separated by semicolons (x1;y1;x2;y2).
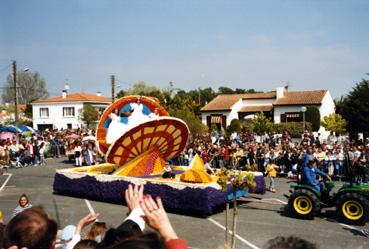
53;164;265;217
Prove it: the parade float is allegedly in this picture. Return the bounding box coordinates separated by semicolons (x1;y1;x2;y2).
53;96;265;216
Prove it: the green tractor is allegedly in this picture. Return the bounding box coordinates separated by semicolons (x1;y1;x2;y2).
287;179;369;225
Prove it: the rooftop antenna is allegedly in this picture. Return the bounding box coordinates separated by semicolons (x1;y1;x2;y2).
64;79;70;92
285;81;291;91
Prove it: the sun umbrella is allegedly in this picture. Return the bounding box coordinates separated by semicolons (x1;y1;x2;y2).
82;135;96;142
66;134;81;139
19;125;37;133
0;131;18;141
0;125;22;133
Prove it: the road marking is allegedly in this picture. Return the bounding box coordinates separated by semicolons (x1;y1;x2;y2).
84;199;96;215
338;222;362;232
207;218;260;249
0;173;13;192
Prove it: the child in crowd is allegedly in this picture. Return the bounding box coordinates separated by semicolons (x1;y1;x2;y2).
266;159;279;193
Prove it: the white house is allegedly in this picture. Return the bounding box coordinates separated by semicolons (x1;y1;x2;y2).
200;87;335;138
31;91;111;130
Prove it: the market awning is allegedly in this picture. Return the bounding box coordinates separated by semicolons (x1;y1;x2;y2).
211;116;222;123
286;113;301;118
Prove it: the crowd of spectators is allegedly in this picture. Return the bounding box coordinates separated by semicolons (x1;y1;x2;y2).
2;127;369;183
176;130;369;183
0;128;99;169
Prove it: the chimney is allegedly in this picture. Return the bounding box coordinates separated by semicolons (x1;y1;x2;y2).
276;87;285;99
62;90;67;99
96;91;101;96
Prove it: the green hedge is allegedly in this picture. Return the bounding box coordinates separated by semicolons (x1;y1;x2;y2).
240;121;311;138
272;122;312;138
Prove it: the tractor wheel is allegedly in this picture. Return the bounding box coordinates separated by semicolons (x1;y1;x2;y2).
288;189;320;220
337;193;369;226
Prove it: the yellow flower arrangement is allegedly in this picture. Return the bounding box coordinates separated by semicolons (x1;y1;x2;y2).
180;169;212;183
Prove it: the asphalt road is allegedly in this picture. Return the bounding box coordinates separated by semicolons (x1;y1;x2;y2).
1;158;369;249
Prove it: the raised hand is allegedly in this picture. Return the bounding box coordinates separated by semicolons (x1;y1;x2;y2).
140;195;178;242
76;213;100;235
125;184;144;211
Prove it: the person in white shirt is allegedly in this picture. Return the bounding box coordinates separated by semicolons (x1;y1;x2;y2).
74;142;83;167
324;150;335;176
148;108;160;119
106;108;128;145
334;147;345;176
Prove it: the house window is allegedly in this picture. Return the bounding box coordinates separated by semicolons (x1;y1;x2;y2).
63;107;75;117
39;108;49;118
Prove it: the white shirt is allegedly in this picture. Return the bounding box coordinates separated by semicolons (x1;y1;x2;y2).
124;208;146;231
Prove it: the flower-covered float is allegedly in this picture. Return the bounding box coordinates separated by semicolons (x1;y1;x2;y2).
53;96;265;216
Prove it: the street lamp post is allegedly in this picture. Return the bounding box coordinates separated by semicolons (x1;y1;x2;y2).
301;106;307;133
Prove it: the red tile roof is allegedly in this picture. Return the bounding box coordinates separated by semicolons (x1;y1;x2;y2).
200;92;276;111
32;93;112;104
241;92;276;100
273;90;327;106
238;105;273;113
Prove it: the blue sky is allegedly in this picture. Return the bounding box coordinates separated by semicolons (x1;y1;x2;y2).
1;0;369;99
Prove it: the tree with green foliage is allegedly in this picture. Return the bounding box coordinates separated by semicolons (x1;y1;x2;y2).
80;104;99;128
226;119;241;135
167;94;207;137
2;71;48;104
24;104;33;119
186;87;217;107
336;79;369;137
218;87;260;95
116;81;163;100
170;108;207;137
321;113;347;135
305;106;320;131
251;112;272;135
218;86;235;94
234;88;259;94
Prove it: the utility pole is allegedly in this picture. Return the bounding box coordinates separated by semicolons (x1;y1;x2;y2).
198;87;201;105
111;75;115;102
13;60;18;129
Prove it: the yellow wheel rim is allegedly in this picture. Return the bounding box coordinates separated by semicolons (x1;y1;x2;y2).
342;200;363;221
293;196;313;215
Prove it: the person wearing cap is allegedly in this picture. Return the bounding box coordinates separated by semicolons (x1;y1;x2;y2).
55;225;76;248
301;160;331;193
